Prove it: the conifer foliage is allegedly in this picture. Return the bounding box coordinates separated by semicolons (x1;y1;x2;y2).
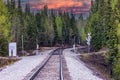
0;0;11;56
85;0;119;79
0;0;82;55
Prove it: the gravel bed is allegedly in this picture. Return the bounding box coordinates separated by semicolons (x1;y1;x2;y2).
0;50;52;80
62;55;72;80
34;55;59;80
63;48;104;80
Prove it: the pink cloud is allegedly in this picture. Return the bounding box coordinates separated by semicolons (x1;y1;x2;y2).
30;0;91;14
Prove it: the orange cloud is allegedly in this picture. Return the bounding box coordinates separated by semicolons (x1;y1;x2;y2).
30;0;91;14
32;1;82;9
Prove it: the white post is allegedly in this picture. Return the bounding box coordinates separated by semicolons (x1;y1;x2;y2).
36;44;39;55
79;38;80;45
86;33;91;53
73;36;76;54
73;44;76;53
22;35;24;50
36;38;39;55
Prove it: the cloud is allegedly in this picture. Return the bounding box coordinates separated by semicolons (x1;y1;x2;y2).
22;0;91;14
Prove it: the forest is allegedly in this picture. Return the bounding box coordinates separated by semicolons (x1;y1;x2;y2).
0;0;85;53
85;0;120;79
0;0;120;79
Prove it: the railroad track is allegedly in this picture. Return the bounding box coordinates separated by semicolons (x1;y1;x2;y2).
26;48;65;80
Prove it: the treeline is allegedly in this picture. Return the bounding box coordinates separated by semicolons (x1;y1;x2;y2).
0;0;11;56
0;0;85;56
83;0;120;79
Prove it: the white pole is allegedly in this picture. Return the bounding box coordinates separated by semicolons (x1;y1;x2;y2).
22;35;24;50
86;33;91;53
36;38;39;55
74;36;76;53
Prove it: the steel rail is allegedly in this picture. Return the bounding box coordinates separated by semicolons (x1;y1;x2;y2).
27;49;58;80
59;48;64;80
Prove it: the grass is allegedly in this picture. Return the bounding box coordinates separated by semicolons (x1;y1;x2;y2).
80;51;112;80
0;57;20;68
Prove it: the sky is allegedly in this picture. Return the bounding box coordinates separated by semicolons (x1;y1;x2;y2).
20;0;91;14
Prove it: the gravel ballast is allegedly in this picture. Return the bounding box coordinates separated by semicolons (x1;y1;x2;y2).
0;50;52;80
63;48;103;80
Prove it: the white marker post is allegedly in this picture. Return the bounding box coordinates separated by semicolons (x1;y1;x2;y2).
36;44;39;55
86;33;91;53
22;35;24;51
9;42;17;57
73;36;76;54
36;38;39;55
73;44;76;53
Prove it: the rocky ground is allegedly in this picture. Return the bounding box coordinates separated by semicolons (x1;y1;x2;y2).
0;47;111;80
0;50;52;80
63;48;105;80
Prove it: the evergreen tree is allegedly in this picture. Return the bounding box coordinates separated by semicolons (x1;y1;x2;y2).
43;5;48;16
25;3;30;14
0;0;11;56
77;14;85;43
51;10;57;45
55;15;63;44
86;0;118;77
17;0;22;16
105;0;118;76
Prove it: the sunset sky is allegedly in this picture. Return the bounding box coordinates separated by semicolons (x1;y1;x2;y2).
20;0;91;14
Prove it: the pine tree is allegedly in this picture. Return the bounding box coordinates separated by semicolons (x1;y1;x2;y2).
55;15;63;44
43;5;48;16
0;0;11;56
51;10;57;45
104;1;118;72
25;3;30;14
10;0;16;14
77;14;85;43
17;0;22;16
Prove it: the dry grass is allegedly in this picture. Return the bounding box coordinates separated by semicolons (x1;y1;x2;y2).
39;47;59;51
0;57;20;68
80;51;112;80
